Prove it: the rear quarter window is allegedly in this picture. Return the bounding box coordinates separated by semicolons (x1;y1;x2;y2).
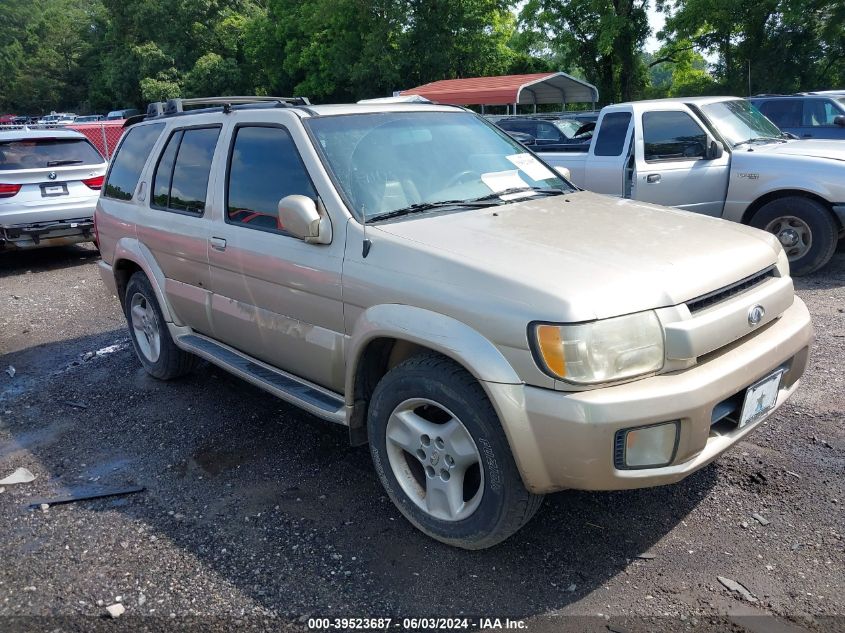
104;123;165;201
0;138;104;171
593;112;632;156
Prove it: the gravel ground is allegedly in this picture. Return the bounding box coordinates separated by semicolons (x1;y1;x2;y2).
0;243;842;633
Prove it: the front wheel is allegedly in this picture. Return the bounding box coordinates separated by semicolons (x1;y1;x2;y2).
368;353;543;549
750;196;839;276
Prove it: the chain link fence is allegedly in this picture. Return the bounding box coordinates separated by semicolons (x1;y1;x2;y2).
0;121;126;160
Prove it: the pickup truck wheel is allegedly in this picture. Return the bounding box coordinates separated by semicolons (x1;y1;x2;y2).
368;353;543;549
750;197;838;276
124;272;196;380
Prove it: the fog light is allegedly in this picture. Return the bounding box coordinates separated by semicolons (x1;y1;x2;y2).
615;421;679;469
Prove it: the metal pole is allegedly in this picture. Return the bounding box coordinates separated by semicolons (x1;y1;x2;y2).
101;124;109;159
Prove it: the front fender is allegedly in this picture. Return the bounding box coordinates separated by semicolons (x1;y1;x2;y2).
345;304;521;403
724;156;844;223
112;237;180;324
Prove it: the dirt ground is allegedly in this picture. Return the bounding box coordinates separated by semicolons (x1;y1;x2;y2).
0;243;842;633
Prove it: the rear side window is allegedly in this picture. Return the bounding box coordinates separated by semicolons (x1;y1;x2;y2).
758;100;802;128
593;112;631;156
0;138;104;171
226;126;317;235
152;127;220;215
642;111;707;161
104;123;165;200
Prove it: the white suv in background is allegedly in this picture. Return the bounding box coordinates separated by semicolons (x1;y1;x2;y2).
0;128;106;250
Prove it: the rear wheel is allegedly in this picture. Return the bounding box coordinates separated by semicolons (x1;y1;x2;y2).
124;272;196;380
368;353;543;549
750;196;838;276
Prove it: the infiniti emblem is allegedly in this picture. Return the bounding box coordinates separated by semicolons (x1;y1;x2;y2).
47;171;57;180
748;305;765;327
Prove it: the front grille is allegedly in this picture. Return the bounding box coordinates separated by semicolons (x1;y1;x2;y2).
686;266;775;314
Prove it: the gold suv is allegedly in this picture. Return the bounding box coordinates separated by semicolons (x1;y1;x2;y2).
96;96;813;549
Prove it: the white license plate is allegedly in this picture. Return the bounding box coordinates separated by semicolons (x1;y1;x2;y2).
739;370;784;427
42;185;65;195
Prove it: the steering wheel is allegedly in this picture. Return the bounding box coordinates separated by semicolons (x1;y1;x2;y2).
444;170;480;190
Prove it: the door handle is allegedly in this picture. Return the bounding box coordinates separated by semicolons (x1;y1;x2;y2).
646;174;661;184
209;237;227;251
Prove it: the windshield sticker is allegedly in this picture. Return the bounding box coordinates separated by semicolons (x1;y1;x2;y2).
480;170;529;193
505;153;556;181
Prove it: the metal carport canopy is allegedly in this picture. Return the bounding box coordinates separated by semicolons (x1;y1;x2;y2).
400;72;599;106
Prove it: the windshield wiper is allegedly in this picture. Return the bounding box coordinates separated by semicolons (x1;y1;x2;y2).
367;187;568;223
467;187;568;203
367;199;499;223
733;137;785;148
46;159;84;166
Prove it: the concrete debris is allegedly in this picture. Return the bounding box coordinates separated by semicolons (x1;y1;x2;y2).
752;513;770;526
106;603;126;618
717;576;758;602
0;467;36;486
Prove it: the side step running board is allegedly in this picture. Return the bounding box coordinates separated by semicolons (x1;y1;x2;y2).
176;334;347;425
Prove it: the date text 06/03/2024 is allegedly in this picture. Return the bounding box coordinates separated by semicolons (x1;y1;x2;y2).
306;617;527;630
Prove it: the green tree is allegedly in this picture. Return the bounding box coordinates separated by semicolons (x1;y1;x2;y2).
520;0;651;103
659;0;845;94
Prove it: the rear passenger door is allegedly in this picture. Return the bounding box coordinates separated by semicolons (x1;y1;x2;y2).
633;110;730;216
136;123;224;334
206;116;345;392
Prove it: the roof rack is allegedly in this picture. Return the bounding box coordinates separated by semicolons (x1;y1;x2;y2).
146;96;312;117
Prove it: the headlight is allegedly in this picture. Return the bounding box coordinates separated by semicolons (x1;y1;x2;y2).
532;311;664;384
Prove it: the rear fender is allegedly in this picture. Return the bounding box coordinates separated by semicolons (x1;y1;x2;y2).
113;237;179;324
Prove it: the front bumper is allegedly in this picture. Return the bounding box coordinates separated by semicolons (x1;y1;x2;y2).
488;297;813;494
1;217;95;249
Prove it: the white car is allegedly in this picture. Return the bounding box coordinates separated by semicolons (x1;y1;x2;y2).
0;128;107;250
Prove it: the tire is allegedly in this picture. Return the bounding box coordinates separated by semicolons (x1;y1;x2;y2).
750;196;838;276
368;352;543;549
124;272;196;380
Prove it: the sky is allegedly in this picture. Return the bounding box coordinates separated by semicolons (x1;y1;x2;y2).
645;4;667;53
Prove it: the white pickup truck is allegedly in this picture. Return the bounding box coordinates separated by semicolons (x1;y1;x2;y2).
541;96;845;275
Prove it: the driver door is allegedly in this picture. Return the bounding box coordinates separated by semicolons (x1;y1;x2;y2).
633;110;730;216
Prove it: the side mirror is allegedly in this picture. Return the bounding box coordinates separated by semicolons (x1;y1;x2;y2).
278;195;332;244
834;115;845;128
554;166;572;180
706;139;724;160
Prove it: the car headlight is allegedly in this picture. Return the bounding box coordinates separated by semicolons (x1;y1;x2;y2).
531;311;664;384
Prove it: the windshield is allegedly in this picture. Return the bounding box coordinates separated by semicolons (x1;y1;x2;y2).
552;119;584;138
700;99;783;147
306;111;570;221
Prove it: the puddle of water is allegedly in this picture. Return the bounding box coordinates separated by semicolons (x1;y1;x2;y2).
191;447;246;476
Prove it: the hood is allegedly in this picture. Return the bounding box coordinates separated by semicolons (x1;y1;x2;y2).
750;139;845;162
373;191;781;321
